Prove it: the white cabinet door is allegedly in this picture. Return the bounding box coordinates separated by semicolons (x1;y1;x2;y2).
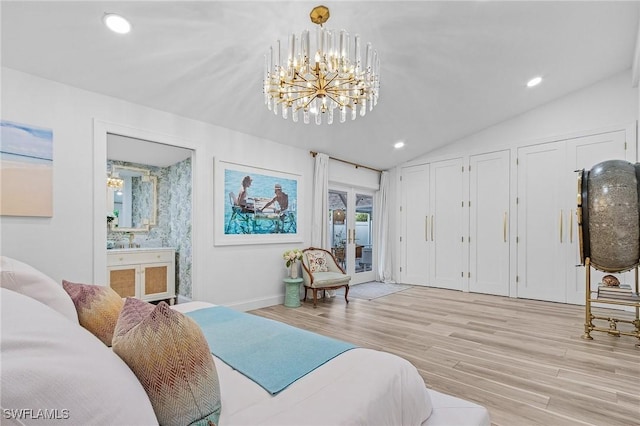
565;130;632;304
517;141;567;302
517;128;634;304
430;158;464;290
469;150;510;296
400;164;430;285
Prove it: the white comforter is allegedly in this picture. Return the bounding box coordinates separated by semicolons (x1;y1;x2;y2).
173;302;432;425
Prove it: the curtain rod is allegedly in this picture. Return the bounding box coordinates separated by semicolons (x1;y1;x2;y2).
310;151;382;173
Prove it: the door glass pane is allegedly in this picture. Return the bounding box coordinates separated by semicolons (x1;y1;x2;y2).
355;193;373;273
329;190;348;270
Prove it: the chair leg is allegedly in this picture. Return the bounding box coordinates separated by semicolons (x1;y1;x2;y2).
344;285;349;304
303;287;308;302
312;289;318;308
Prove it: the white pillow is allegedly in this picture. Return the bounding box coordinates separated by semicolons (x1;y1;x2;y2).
0;288;158;425
0;256;78;323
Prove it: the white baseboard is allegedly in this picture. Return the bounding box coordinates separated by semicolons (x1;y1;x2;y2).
225;295;284;312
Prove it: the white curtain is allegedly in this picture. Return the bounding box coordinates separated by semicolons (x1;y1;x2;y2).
311;153;329;249
374;170;394;282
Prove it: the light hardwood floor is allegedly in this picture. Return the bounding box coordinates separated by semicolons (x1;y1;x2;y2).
250;286;640;426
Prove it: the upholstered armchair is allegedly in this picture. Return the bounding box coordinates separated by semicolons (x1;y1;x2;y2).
301;247;351;307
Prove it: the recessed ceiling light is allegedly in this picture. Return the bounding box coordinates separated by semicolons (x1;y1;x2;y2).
526;76;543;88
103;13;131;34
394;141;405;149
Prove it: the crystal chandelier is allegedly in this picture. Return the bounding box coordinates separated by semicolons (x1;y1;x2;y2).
263;5;380;125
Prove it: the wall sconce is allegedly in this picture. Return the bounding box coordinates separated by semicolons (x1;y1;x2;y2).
107;172;124;189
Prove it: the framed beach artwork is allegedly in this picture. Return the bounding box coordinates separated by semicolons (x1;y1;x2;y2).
0;120;53;217
214;159;303;245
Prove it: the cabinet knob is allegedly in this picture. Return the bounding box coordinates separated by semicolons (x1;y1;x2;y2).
119;257;123;261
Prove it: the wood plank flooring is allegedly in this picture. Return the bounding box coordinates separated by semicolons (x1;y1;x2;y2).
250;286;640;426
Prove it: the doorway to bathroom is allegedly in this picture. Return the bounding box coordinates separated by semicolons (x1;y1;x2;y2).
93;120;195;301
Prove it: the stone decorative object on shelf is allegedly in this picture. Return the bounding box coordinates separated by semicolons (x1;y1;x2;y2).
602;274;620;287
578;159;640;273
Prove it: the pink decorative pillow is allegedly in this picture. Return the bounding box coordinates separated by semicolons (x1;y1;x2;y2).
307;251;329;272
62;280;123;346
112;298;222;426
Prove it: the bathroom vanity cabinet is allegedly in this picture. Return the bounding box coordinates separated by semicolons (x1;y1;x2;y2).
107;248;176;304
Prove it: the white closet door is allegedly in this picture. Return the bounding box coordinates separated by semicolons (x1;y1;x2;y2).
430;158;464;290
401;164;430;285
469;150;510;296
517;142;567;302
565;130;632;304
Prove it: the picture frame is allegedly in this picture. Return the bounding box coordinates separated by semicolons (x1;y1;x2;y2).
0;120;53;217
214;159;303;246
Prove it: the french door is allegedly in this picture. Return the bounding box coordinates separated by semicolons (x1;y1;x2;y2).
329;186;376;284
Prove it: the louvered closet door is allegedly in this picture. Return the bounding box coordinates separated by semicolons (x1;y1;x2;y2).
517;142;567;302
429;158;464;290
400;164;430;285
565;130;633;304
469;150;510;296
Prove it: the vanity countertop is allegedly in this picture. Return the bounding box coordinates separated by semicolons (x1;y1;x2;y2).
107;247;176;254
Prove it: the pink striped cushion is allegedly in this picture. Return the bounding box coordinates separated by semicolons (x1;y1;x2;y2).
112;298;222;426
62;280;123;346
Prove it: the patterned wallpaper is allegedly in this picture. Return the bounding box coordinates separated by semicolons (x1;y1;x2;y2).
107;158;192;298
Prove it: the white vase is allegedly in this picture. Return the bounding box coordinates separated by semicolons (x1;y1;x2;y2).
290;263;299;279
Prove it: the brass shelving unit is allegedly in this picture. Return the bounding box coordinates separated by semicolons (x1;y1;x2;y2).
582;257;640;346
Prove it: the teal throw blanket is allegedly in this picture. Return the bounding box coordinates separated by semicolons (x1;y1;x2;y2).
186;306;356;394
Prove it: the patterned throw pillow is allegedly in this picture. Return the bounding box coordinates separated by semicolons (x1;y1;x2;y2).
307;251;329;272
112;298;222;426
62;280;124;346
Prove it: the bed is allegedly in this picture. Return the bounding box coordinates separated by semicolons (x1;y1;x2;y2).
0;256;490;425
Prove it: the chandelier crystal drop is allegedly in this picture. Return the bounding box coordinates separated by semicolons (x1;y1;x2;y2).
263;5;380;125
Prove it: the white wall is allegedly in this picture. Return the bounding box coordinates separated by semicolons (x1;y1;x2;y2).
0;67;371;310
328;160;380;190
390;69;638;283
410;70;637;161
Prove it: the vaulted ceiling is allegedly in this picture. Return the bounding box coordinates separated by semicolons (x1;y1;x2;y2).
2;1;638;170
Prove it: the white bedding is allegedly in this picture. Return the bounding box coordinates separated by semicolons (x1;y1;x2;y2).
173;301;490;426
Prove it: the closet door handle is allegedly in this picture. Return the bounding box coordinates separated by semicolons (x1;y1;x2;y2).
431;215;435;242
425;216;429;242
503;212;507;243
559;210;563;243
570;209;573;243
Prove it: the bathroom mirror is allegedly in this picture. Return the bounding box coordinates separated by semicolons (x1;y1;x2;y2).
108;165;157;232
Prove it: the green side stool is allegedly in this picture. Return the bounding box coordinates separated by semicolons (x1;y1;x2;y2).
283;277;303;308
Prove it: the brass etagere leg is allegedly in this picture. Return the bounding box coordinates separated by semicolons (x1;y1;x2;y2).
582;257;594;340
633;265;640;348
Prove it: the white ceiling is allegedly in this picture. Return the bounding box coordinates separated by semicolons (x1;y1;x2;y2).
2;1;639;170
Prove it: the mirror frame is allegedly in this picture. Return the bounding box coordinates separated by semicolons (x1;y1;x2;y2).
109;165;157;232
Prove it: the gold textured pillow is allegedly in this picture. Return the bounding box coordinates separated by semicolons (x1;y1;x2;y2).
62;280;123;346
112;298;222;426
307;251;329;272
